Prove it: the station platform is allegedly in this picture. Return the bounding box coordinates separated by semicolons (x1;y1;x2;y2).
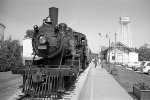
78;63;133;100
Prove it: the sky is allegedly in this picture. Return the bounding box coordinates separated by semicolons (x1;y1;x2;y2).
0;0;150;53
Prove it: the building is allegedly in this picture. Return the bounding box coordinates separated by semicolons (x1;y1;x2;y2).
23;38;41;65
101;42;138;64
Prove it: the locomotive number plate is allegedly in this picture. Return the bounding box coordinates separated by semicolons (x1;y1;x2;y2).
38;45;47;49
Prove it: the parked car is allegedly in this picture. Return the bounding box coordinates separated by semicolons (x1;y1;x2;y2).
125;62;141;68
120;63;127;67
139;61;146;72
132;61;143;71
140;61;150;74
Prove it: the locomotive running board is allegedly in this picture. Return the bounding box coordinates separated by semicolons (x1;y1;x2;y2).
12;67;78;75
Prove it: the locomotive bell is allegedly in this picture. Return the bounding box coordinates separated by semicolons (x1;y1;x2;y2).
45;16;52;24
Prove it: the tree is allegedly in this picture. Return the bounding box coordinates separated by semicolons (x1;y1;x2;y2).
25;29;34;38
136;43;150;61
0;36;23;71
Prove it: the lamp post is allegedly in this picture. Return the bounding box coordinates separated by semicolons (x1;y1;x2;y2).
112;33;118;75
98;33;118;74
98;33;102;60
106;34;111;64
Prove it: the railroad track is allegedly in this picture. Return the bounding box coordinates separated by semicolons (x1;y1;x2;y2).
10;64;91;100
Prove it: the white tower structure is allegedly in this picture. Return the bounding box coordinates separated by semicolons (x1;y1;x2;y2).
119;17;132;48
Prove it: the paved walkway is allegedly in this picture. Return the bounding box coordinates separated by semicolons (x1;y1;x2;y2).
78;63;133;100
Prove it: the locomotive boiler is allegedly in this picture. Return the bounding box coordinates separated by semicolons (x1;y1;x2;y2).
13;7;90;98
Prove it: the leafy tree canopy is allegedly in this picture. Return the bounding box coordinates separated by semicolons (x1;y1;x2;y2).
135;43;150;61
0;36;23;71
25;29;34;38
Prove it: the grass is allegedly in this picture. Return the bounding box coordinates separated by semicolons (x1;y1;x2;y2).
103;63;150;100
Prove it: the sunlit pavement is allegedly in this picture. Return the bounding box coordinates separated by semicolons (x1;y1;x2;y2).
78;64;133;100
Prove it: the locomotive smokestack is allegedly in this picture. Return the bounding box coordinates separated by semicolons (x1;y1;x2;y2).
49;7;58;26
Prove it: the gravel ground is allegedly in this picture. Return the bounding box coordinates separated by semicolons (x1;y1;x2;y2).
1;65;150;100
0;71;23;100
0;66;90;100
104;64;150;100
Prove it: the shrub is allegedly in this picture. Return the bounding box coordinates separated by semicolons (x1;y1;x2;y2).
0;36;23;71
134;82;150;90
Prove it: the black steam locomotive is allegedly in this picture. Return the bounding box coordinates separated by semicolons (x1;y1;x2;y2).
13;7;91;98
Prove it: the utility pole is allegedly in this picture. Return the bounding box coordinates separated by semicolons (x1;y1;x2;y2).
113;33;118;75
107;34;111;73
106;34;110;63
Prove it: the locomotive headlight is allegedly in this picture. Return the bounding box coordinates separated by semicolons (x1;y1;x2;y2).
39;35;47;44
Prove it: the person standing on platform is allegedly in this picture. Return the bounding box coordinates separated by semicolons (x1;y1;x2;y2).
94;59;97;68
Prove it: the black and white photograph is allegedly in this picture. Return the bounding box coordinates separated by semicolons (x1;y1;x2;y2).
0;0;150;100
